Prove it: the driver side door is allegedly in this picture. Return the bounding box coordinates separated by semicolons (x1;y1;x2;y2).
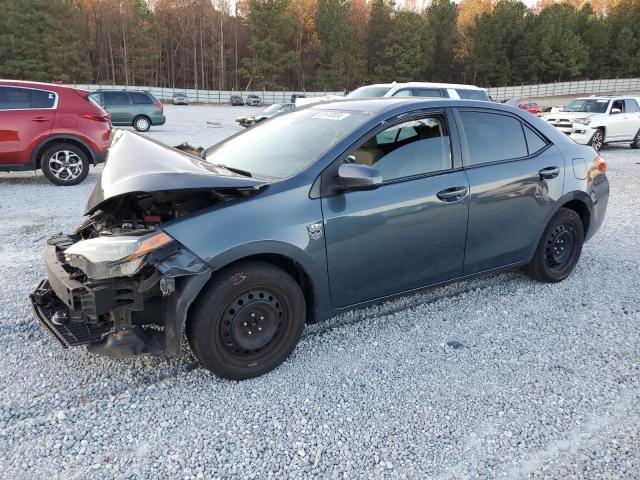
321;111;470;308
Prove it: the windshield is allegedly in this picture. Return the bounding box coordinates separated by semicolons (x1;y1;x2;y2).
204;108;370;179
564;99;609;113
263;104;282;114
346;86;392;98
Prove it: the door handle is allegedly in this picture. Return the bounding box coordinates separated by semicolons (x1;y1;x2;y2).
31;116;51;122
539;166;560;179
436;186;468;202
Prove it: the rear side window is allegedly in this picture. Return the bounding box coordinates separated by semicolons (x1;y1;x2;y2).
0;86;56;110
523;124;547;154
456;89;489;101
624;99;639;113
103;91;131;106
459;111;528;165
130;92;154;105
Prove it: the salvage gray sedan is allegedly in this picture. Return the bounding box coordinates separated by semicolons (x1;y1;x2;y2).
31;98;609;380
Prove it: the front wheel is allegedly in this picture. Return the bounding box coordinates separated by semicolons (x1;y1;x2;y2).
187;261;306;380
589;129;604;152
133;115;151;132
41;143;89;186
523;208;584;283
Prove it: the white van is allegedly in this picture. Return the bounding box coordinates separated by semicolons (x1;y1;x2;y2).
346;82;489;101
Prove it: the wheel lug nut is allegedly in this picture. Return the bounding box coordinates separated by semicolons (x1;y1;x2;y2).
260;316;264;320
258;327;262;331
251;313;255;318
248;331;252;335
243;322;247;326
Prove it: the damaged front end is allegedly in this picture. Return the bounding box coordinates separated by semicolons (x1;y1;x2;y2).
30;130;268;358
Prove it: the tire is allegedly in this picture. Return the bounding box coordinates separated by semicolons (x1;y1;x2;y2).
631;129;640;149
133;115;151;132
40;143;89;186
523;208;584;283
187;261;306;380
588;129;604;152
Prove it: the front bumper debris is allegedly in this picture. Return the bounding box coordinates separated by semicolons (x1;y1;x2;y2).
30;279;110;347
30;233;211;357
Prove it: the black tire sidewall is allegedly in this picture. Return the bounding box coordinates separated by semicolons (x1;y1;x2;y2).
40;143;90;186
133;116;151;132
188;261;306;380
589;130;603;151
528;208;584;283
631;130;640;149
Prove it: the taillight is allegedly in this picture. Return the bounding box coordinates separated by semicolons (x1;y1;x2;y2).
82;113;110;122
154;102;163;112
594;155;606;173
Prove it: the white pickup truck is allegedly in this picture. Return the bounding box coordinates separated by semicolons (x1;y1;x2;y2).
543;96;640;151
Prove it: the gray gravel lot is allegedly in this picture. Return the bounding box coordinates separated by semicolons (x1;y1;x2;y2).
1;105;639;479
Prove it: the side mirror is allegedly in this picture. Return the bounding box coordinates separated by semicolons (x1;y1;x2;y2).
337;163;382;191
611;108;622;114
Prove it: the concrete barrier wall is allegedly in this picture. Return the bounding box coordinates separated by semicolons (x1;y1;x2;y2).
69;78;640;103
486;78;640;101
69;84;343;104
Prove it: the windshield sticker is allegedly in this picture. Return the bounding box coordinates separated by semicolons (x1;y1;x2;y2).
312;112;350;120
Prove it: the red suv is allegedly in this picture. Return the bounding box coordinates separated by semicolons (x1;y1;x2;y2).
0;80;111;185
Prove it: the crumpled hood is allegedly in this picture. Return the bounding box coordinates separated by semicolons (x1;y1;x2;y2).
86;130;267;214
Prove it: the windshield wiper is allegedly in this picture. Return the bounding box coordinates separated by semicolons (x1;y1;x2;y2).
213;164;252;177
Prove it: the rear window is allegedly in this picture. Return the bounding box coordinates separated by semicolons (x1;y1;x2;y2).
459;111;528;165
456;89;489;101
413;88;445;98
0;86;56;110
129;92;154;105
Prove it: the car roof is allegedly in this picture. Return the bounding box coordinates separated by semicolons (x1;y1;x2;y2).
309;97;497;113
0;79;90;94
354;81;484;90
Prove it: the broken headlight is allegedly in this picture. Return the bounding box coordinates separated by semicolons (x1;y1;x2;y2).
64;231;174;280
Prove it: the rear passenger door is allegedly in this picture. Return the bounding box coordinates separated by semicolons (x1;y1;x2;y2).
455;109;565;275
102;91;132;124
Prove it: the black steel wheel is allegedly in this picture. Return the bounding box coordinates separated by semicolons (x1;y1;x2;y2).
589;129;604;152
523;208;584;283
187;261;306;380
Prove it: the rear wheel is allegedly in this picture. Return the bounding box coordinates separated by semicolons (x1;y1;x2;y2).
187;261;306;380
133;115;151;132
589;129;604;152
40;143;89;186
523;208;584;283
631;129;640;149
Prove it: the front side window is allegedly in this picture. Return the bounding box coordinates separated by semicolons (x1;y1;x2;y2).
414;88;445;98
349;115;451;181
346;86;392;98
611;100;624;113
0;87;56;110
130;92;153;105
459;111;528;165
456;89;489;101
103;91;131;106
204;108;370;179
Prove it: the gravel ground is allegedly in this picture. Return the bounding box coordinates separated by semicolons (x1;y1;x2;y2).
0;105;639;479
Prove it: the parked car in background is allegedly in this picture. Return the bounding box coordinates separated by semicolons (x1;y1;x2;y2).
0;80;111;185
246;94;263;106
236;103;295;127
173;92;189;105
89;90;165;132
291;93;306;103
543;96;640;151
543;105;564;114
230;95;244;106
346;82;490;101
519;102;543;115
32;98;608;380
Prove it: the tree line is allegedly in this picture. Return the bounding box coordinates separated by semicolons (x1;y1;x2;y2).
0;0;639;92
